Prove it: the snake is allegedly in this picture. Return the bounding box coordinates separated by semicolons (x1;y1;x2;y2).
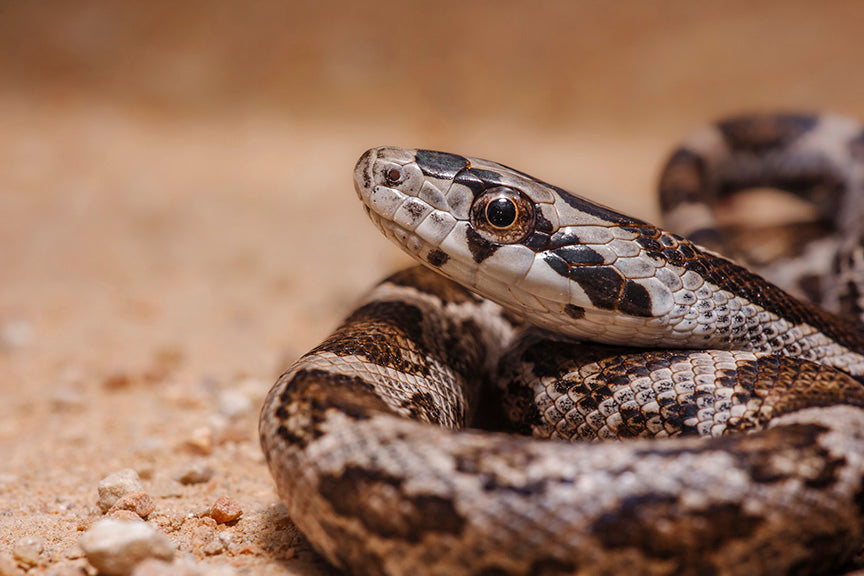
259;113;864;576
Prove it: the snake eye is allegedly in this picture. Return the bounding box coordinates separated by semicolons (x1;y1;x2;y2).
385;165;404;184
470;186;534;244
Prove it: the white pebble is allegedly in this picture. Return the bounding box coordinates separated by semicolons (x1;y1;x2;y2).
98;469;145;513
132;558;237;576
12;537;42;567
175;462;214;485
0;553;19;576
79;519;175;576
1;320;32;349
216;389;252;419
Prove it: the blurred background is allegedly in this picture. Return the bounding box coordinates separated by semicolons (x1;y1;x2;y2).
5;0;864;357
5;0;864;371
2;1;864;571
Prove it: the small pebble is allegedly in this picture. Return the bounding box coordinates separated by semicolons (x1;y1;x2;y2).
182;427;213;456
108;509;147;523
175;462;213;485
109;490;155;518
1;319;32;349
207;497;242;524
98;469;146;513
132;558;236;576
79;519;174;576
12;537;43;567
105;508;143;522
0;552;22;576
63;543;86;560
209;415;250;444
190;522;225;557
216;389;252;419
51;384;85;411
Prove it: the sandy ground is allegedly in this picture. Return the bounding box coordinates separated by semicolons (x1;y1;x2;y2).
4;1;864;574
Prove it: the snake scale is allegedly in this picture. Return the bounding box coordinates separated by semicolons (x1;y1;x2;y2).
259;113;864;575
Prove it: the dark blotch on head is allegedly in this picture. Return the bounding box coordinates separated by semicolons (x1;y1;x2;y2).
564;304;585;319
551;184;645;226
619;280;653;317
550;230;580;247
523;231;551;252
454;170;485;195
544;253;571;278
568;266;625;310
426;249;450;267
533;208;554;233
465;226;500;263
467;168;504;185
553;245;605;266
416;149;469;180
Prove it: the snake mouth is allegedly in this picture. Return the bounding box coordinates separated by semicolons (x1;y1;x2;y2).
353;148;426;258
365;210;426;258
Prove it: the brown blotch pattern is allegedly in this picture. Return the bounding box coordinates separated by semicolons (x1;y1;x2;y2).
592;495;763;561
274;368;392;450
314;300;433;376
618;222;864;356
318;465;466;542
386;266;482;305
658;148;708;212
716;113;818;152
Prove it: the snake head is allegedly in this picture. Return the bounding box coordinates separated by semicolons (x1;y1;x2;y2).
354;147;697;346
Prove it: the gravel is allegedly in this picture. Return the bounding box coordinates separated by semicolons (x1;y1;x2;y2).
175;462;214;485
11;537;42;568
98;469;146;514
79;519;175;576
208;496;242;524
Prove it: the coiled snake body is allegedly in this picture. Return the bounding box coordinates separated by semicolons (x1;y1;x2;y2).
260;114;864;575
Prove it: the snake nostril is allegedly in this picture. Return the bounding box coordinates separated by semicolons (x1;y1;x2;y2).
385;165;404;185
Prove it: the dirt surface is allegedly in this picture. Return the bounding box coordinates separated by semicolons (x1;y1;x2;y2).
3;2;864;574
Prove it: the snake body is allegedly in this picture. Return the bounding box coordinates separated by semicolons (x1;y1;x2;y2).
259;113;864;575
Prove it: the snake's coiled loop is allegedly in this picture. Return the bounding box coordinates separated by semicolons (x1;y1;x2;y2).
260;113;864;576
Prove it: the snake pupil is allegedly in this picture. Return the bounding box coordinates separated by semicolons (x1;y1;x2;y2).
486;197;518;228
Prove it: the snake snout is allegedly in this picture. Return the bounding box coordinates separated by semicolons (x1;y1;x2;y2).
353;148;376;200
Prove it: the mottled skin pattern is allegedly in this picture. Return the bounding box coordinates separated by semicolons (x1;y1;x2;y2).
260;114;864;575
